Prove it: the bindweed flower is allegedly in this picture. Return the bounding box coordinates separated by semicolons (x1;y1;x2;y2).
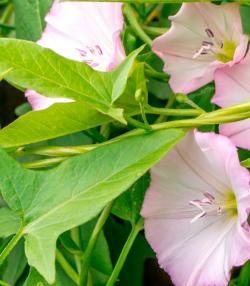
213;52;250;151
141;131;250;286
26;0;125;110
152;3;248;94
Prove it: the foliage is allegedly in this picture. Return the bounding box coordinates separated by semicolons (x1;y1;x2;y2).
0;1;249;286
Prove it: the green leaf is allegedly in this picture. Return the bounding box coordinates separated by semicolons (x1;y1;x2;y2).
13;0;54;41
0;61;146;149
241;158;250;168
23;268;61;286
112;173;150;226
0;128;184;283
0;39;141;123
0;102;110;148
0;208;21;238
241;5;250;35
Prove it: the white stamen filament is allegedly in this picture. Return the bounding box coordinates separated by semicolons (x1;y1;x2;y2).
76;45;103;68
193;28;224;59
189;192;234;223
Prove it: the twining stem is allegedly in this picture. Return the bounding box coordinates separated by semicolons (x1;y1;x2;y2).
21;112;250;169
79;203;113;286
123;4;153;46
143;26;167;36
56;249;80;285
71;227;82;273
19;102;250;169
147;106;201;117
106;218;144;286
0;281;10;286
144;63;169;82
22;157;67;169
0;3;13;24
0;226;24;266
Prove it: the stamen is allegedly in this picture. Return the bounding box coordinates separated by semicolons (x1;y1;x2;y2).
205;28;214;38
189;192;222;223
76;45;103;68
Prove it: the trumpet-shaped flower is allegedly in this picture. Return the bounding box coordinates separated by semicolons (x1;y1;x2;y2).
26;0;125;110
152;3;248;94
141;131;250;286
213;52;250;150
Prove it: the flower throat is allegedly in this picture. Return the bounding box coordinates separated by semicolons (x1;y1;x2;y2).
193;28;237;63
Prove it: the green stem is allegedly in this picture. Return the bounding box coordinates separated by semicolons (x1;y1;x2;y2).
20;112;250;169
106;218;144;286
71;227;81;273
80;203;113;286
0;281;10;286
1;3;13;24
56;249;80;285
16;145;95;157
123;4;153;46
146;106;202;117
126;116;152;131
176;93;206;113
22;157;67;169
143;26;167;36
144;63;169;82
0;226;24;266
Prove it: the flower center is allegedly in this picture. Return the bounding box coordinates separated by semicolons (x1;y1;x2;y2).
189;191;237;223
193;28;237;63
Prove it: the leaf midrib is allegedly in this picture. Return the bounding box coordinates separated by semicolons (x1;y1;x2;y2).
4;42;111;109
23;136;180;233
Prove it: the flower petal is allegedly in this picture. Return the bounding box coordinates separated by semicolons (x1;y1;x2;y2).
213;51;250;150
25;90;73;111
213;51;250;107
220;120;250;151
44;1;125;71
141;131;250;286
152;3;246;93
26;1;125;110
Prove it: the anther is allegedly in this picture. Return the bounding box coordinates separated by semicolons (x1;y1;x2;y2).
205;28;214;38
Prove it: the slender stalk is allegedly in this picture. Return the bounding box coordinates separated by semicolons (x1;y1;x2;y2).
126;116;152;131
0;3;13;24
16;145;95;157
144;62;169;82
106;218;144;286
0;281;10;286
146;106;202;117
71;227;81;273
143;26;167;36
80;203;113;286
20;110;250;169
56;249;80;285
176;93;206;113
0;226;24;266
123;4;153;46
22;157;67;169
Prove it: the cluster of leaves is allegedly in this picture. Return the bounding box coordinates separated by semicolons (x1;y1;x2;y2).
0;1;249;286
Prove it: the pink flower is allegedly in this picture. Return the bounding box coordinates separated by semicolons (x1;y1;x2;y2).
141;131;250;286
152;3;248;94
26;1;125;110
213;52;250;150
